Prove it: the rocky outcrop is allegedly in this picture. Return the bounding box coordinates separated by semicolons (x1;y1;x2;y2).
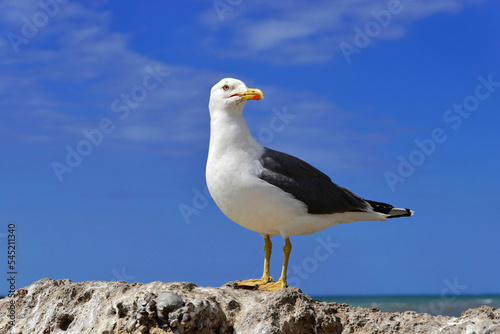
1;278;499;333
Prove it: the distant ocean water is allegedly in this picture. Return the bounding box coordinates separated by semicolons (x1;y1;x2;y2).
315;295;500;317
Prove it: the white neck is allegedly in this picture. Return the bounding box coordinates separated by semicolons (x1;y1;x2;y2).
208;110;262;159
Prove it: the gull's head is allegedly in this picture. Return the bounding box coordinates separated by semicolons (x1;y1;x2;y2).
209;78;264;117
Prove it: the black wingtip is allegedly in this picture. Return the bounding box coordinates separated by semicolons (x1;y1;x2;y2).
365;199;394;214
387;208;414;219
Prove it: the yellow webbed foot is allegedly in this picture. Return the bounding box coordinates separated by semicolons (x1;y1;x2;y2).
257;280;287;291
235;276;273;289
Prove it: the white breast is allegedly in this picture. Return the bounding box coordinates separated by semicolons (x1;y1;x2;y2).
206;112;334;237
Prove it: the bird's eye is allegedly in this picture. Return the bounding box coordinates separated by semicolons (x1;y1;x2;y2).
222;85;229;91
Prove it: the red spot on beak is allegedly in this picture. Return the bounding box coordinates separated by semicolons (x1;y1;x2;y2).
253;95;261;100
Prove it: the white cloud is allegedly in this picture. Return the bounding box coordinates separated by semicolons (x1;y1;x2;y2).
0;0;39;25
0;1;402;172
201;0;482;64
0;1;215;152
245;20;315;51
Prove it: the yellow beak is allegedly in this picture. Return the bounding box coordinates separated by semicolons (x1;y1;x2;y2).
237;88;264;101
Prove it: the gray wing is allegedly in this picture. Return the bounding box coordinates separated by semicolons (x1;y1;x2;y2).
259;147;371;214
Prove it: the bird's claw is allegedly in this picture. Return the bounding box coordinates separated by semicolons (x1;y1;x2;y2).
257;280;287;291
234;277;273;290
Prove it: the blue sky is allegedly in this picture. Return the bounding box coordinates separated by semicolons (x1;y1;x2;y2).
1;0;499;297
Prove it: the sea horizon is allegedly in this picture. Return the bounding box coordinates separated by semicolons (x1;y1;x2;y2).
314;294;500;317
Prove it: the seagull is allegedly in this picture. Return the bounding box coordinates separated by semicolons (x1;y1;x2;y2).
206;78;413;291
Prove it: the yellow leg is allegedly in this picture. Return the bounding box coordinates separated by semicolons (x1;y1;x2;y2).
259;238;291;291
235;235;273;288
